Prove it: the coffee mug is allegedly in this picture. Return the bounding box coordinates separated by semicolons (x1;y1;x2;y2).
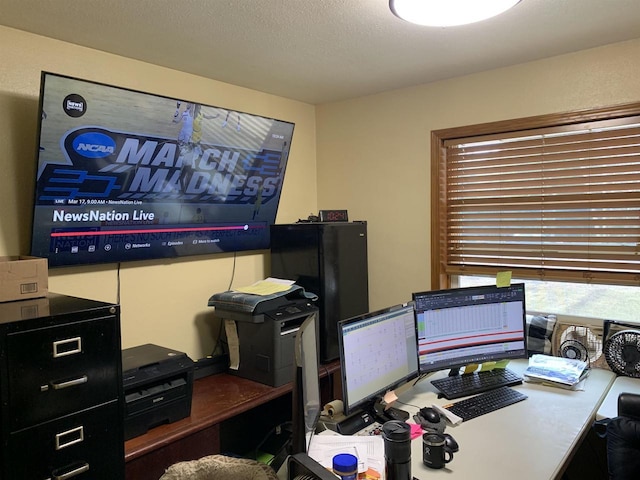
422;433;454;469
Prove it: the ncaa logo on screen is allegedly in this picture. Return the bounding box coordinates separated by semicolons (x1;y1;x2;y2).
73;132;116;158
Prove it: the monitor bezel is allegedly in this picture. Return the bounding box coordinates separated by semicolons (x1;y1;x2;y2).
291;312;321;454
29;71;295;267
412;283;528;375
337;303;419;416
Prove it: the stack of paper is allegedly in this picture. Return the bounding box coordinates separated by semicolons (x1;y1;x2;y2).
308;433;385;479
523;354;590;390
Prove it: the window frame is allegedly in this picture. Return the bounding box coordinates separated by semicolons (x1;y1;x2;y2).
431;101;640;290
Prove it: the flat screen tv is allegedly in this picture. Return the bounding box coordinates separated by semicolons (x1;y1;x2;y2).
30;72;295;267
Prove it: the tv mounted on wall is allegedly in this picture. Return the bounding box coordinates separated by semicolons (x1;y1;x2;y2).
30;72;295;267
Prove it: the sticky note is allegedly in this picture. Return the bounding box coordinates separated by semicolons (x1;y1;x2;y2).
464;364;479;374
410;423;423;439
480;361;497;371
496;271;512;287
383;390;399;405
494;359;510;369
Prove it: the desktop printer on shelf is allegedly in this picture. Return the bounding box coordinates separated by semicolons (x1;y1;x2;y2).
208;285;318;388
121;343;194;440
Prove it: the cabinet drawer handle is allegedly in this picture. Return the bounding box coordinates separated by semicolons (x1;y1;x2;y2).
51;375;88;390
53;337;82;358
51;462;90;480
55;425;84;450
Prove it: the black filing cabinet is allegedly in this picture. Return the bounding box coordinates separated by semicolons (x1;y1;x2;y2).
0;293;124;479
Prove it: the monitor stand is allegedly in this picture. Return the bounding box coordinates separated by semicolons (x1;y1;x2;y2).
372;399;410;423
330;399;410;436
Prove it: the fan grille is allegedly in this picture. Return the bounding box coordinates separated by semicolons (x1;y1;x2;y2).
552;324;604;367
559;339;589;362
288;453;337;480
604;330;640;378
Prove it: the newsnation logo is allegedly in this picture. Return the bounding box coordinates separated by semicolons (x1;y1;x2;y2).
36;126;285;204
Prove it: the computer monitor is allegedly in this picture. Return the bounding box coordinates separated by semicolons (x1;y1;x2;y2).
337;303;419;417
413;283;527;375
291;312;321;455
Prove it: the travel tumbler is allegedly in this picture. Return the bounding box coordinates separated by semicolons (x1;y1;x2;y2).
382;420;412;480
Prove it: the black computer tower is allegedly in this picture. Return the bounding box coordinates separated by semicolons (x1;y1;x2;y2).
270;222;369;363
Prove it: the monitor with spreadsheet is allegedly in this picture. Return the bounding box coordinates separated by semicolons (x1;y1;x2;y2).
337;303;419;416
413;283;527;375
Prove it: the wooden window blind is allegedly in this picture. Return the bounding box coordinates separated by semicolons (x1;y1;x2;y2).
431;104;640;288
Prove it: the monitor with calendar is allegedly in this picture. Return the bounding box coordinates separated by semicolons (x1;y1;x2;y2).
413;283;527;375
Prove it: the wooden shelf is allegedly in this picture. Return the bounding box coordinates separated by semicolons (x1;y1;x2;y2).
124;361;340;480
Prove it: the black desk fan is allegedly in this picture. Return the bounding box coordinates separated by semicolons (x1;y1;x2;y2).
287;453;337;480
604;329;640;378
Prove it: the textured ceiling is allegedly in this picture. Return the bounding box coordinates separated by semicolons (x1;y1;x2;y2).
1;0;640;104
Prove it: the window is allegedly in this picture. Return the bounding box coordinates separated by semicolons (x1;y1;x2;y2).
431;103;640;319
457;275;640;324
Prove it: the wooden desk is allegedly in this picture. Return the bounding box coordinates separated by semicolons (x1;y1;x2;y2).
125;362;340;480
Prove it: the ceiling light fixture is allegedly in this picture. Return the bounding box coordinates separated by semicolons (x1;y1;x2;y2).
389;0;521;27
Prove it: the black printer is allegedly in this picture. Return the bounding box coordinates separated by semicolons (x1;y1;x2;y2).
209;285;318;387
121;344;194;440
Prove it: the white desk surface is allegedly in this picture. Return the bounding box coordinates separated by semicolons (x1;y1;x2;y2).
596;375;640;420
397;359;615;480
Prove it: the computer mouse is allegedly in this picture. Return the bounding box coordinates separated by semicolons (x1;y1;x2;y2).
419;407;441;424
442;433;459;452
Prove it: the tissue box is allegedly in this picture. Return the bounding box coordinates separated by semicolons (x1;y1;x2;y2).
0;256;48;302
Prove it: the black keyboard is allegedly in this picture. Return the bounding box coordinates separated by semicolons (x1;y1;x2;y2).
431;368;523;400
445;386;528;421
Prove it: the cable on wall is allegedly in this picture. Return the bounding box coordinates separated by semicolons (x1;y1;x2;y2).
227;252;237;291
116;262;121;305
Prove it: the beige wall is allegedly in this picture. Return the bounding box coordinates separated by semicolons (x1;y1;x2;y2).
3;24;640;360
316;38;640;311
0;26;317;359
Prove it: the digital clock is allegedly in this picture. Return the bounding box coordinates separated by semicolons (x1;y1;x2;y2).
318;209;349;222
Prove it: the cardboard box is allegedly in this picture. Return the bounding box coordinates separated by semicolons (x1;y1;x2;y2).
0;256;48;302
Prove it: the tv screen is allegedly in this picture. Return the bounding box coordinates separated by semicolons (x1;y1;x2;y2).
30;72;294;267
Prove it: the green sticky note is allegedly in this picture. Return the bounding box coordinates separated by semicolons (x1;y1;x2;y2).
464;363;479;374
480;361;497;371
496;271;512;287
494;359;510;369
